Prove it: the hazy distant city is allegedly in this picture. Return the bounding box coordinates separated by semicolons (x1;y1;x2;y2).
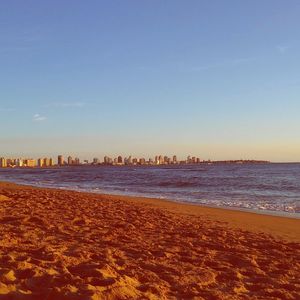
0;155;269;168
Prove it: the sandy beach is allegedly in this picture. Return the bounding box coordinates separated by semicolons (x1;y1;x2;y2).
0;181;299;299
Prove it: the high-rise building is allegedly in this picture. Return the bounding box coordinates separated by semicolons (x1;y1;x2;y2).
25;159;36;167
38;158;44;167
68;156;73;165
93;158;99;164
49;158;54;167
117;156;123;164
0;157;7;168
43;158;50;167
104;156;112;164
173;155;177;163
58;155;64;166
159;155;164;165
16;158;23;167
127;156;132;164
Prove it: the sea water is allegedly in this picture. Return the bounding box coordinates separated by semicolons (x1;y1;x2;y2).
0;163;299;217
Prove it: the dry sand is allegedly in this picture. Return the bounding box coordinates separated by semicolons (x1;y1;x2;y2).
0;181;299;299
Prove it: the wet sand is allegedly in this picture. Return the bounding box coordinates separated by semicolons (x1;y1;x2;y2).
0;181;299;299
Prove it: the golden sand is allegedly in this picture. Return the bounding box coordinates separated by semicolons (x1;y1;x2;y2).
0;182;299;299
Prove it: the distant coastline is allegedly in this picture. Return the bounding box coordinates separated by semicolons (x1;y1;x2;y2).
0;157;270;169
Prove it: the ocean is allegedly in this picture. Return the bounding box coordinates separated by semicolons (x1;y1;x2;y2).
1;163;300;217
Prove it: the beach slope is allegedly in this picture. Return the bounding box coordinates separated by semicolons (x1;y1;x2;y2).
0;182;299;299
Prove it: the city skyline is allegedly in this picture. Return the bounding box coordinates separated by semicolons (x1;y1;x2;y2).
0;153;268;168
0;143;298;163
1;1;300;162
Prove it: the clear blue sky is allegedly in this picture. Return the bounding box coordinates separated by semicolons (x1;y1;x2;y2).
1;1;300;161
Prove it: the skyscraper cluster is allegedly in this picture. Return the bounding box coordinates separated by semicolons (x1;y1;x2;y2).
0;154;202;168
0;157;54;168
99;154;201;166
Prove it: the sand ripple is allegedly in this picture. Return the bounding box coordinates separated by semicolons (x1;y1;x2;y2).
0;183;299;299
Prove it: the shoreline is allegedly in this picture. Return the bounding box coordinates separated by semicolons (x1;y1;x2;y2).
0;181;299;299
0;179;299;220
1;180;300;242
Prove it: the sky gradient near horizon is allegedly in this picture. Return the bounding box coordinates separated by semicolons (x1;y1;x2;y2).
1;1;300;161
